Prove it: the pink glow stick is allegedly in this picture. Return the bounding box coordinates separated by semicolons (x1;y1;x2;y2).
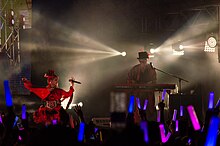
175;120;179;132
159;124;171;143
187;105;201;131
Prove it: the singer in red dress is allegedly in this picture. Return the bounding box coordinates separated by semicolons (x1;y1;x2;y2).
22;70;74;126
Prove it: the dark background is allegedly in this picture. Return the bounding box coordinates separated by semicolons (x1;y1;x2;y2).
1;0;220;122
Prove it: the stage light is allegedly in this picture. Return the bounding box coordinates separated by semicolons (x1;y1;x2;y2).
121;51;126;56
172;42;184;55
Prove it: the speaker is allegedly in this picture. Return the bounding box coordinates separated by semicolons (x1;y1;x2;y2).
169;94;202;121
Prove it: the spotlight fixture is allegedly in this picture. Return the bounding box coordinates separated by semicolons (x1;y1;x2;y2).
207;36;217;48
121;51;126;56
172;42;184;55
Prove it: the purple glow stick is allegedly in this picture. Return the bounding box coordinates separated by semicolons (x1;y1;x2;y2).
140;121;149;143
180;106;184;117
21;104;26;120
175;120;179;132
204;116;220;146
157;110;160;122
172;109;177;121
52;119;57;125
187;105;201;131
143;99;148;110
208;92;214;109
162;89;166;101
136;97;141;109
159;124;171;143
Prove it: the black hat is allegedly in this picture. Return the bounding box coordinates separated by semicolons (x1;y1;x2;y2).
137;51;149;59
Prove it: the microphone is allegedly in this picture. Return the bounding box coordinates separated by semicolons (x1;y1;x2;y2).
69;79;81;84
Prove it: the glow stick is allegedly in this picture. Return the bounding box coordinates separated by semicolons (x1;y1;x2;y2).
187;105;201;131
172;109;177;121
78;122;85;142
215;99;220;108
4;80;13;107
13;116;19;127
159;124;171;143
140;121;149;143
208;92;214;109
204;116;220;146
52;119;57;125
99;131;103;142
143;99;148;110
0;114;2;124
175;120;179;132
162;89;166;101
180;106;184;117
21;104;26;120
94;127;98;133
157;110;160;122
128;95;135;113
18;135;22;141
136;97;141;109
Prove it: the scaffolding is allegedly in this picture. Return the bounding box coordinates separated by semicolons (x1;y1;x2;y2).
0;0;32;67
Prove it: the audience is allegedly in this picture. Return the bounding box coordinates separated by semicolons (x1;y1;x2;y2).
0;92;219;146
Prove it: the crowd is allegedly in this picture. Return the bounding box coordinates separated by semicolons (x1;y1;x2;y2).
0;95;219;146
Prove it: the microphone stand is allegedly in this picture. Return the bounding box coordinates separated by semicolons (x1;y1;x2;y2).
150;62;189;94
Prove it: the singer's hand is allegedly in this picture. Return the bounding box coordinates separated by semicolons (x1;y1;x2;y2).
22;77;28;82
69;77;75;86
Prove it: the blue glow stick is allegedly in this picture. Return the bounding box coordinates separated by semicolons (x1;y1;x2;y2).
140;121;149;143
78;122;85;142
13;116;19;127
175;120;179;132
4;80;13;107
162;89;166;101
128;95;135;113
21;104;26;120
143;99;148;110
180;106;184;117
94;127;98;133
204;116;220;146
187;105;201;131
208;92;214;109
136;97;141;109
215;99;220;108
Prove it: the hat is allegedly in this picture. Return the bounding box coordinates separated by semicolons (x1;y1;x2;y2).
44;70;58;79
137;51;149;59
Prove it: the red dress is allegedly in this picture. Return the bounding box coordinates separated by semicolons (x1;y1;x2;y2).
23;80;74;125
